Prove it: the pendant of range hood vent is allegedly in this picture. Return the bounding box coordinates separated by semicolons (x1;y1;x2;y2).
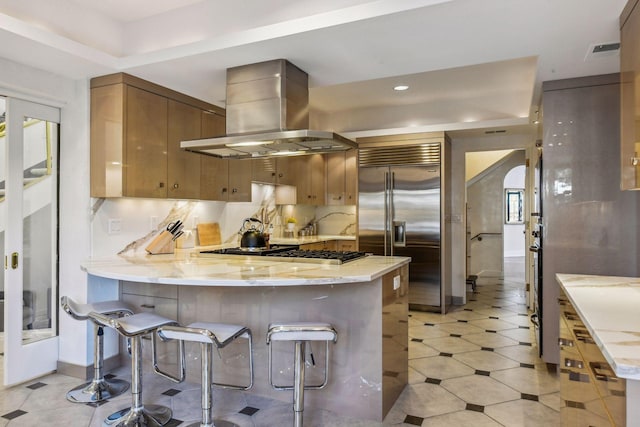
180;59;356;159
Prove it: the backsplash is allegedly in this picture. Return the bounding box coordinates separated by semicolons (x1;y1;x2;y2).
91;183;356;257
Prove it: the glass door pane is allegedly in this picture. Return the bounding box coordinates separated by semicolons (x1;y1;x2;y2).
22;115;57;344
4;97;59;386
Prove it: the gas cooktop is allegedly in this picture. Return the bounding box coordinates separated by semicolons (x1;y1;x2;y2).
199;247;368;264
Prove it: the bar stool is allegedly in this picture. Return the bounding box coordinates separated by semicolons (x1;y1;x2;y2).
266;322;338;427
89;311;182;427
60;296;134;403
156;322;254;427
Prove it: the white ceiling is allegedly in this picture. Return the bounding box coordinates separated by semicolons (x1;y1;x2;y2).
0;0;628;138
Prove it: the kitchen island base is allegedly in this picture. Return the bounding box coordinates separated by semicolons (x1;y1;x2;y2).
114;265;408;421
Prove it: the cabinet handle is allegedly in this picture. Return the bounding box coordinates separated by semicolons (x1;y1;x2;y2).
173;183;179;189
222;188;228;193
564;358;584;369
140;304;155;309
232;188;238;193
632;157;640;166
278;173;283;178
159;182;165;188
558;338;574;347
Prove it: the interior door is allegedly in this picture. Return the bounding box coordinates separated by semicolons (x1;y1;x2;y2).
4;97;59;385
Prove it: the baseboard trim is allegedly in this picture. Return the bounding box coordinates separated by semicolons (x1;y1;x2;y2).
57;354;122;380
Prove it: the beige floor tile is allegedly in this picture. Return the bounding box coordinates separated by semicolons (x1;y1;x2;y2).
461;332;519;348
491;366;559;396
494;344;541;365
434;321;484;336
446;310;489;321
453;350;520;372
501;314;533;327
538;391;561;411
468;318;518;331
410;355;475;380
408;325;450;340
409;340;441;359
442;374;520;406
421;409;503;426
420;336;481;354
388;382;466;419
409;311;456;325
484;399;561;426
498;327;534;343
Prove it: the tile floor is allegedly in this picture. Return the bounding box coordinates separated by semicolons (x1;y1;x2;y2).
0;258;559;426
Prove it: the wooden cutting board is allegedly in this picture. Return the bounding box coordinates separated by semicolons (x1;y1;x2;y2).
197;222;221;246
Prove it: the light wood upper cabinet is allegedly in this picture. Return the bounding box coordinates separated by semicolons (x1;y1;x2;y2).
200;111;251;202
251;157;296;185
326;149;358;206
293;154;326;205
344;148;358;205
124;86;168;198
90;72;222;199
168;100;202;199
620;0;640;189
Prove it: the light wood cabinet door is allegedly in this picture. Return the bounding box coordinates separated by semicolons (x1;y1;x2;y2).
344;149;358;205
228;159;252;202
275;157;296;185
337;240;357;251
252;158;277;183
90;83;125;197
200;111;229;201
326;152;345;205
621;0;640;189
168;100;202;199
294;154;326;205
125;86;168;198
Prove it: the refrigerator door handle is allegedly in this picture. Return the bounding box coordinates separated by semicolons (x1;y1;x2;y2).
389;171;395;256
384;171;389;256
393;221;406;247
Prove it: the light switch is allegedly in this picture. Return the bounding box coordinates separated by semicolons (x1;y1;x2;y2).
108;218;122;234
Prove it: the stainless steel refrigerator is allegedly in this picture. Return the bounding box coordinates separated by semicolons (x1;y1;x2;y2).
358;161;441;311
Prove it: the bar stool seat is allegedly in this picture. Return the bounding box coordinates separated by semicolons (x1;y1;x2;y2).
90;311;180;427
266;322;337;427
156;322;253;427
60;296;134;403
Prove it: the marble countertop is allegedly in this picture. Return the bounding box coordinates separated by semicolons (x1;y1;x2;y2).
556;273;640;380
81;251;409;287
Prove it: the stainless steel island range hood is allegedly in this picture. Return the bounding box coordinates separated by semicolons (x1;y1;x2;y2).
181;59;356;158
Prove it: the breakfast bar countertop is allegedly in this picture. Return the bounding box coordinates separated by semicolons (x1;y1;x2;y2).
556;273;640;380
81;251;410;287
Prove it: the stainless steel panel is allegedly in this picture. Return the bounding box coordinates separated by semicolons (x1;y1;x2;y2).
358;164;441;309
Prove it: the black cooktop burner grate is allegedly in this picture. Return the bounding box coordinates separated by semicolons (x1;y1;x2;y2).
265;249;367;263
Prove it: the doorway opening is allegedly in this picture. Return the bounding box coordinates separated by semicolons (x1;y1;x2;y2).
503;165;526;284
465;150;526;282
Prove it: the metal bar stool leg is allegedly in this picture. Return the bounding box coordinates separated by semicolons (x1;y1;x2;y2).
293;341;306;427
104;335;172;427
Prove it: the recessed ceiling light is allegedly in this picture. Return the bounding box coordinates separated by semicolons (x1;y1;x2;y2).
393;85;409;91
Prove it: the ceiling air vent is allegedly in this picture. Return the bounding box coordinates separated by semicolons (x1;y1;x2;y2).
585;42;620;61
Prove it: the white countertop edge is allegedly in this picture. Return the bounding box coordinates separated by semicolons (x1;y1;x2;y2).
81;255;409;287
556;273;640;381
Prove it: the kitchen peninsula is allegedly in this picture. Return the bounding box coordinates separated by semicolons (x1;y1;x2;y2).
80;251;410;421
556;274;640;426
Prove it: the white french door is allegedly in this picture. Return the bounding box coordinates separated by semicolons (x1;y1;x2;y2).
3;97;59;386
